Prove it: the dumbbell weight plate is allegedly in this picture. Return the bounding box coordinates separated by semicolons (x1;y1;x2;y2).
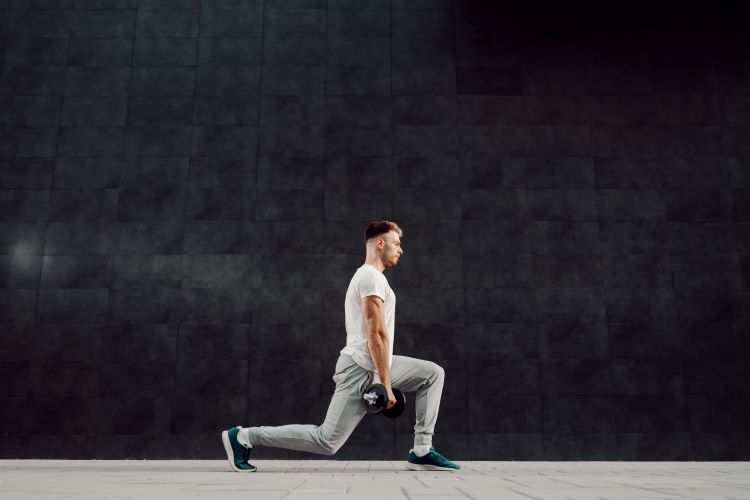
362;384;387;415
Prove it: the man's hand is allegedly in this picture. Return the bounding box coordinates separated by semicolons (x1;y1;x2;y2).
374;374;397;410
385;386;397;410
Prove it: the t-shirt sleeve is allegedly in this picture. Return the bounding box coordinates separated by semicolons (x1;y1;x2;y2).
357;270;387;301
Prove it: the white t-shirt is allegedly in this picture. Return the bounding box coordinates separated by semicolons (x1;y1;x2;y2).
340;263;396;373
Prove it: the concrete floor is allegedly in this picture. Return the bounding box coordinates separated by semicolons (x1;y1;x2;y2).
0;460;749;499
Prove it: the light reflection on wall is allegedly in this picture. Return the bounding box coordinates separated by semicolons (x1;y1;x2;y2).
11;242;35;255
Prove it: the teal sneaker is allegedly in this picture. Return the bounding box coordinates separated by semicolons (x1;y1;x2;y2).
221;426;257;472
406;447;460;471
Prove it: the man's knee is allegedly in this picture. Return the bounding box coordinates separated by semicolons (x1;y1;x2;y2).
318;429;343;456
321;440;343;456
433;363;445;380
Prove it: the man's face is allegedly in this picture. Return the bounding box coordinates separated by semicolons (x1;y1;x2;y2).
381;231;403;267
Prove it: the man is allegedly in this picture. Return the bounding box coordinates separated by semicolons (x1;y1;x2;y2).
221;220;460;472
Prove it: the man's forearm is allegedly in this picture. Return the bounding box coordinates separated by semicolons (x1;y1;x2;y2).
367;332;391;387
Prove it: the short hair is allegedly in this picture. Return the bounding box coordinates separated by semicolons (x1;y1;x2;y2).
364;220;403;244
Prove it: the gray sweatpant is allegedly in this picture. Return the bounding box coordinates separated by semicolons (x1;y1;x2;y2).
244;353;445;455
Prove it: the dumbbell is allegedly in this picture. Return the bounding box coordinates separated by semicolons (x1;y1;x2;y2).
362;383;406;419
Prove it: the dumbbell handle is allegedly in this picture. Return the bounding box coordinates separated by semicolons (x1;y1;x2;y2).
363;393;379;405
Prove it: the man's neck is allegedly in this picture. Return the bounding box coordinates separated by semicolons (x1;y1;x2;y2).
363;260;384;272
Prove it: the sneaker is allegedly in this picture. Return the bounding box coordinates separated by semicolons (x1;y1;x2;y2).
221;426;257;472
406;447;460;471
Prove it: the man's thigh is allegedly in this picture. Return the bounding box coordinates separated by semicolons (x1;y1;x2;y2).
388;355;443;392
319;357;370;446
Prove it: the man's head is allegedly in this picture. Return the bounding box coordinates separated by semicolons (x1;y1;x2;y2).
364;220;404;268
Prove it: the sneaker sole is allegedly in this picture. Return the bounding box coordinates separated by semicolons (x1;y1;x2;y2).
405;461;459;471
221;430;257;473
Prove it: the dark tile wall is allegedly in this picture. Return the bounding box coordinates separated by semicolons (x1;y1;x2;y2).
1;0;749;460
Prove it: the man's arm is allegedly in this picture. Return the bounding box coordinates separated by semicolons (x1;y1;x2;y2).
362;295;391;388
